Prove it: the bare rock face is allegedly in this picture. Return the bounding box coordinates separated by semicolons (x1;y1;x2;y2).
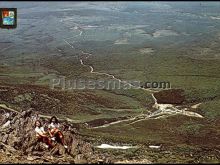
50;143;66;156
74;154;88;164
0;109;104;163
154;89;185;104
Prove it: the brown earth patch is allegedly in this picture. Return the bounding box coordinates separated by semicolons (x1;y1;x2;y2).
154;89;185;104
85;116;128;127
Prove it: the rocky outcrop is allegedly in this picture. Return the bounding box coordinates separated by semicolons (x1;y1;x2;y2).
0;109;106;163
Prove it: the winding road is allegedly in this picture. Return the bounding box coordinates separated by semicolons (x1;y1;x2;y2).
61;23;204;128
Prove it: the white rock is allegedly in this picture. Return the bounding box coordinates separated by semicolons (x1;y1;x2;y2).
149;145;161;149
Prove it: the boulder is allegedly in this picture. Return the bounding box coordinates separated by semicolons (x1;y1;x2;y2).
74;154;88;164
0;109;97;163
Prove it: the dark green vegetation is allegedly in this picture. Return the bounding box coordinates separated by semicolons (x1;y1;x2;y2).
0;2;219;163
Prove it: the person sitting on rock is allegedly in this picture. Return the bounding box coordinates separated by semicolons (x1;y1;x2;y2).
34;120;53;149
48;116;68;149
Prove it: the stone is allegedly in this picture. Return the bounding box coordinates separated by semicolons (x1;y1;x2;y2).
0;109;95;163
74;154;88;164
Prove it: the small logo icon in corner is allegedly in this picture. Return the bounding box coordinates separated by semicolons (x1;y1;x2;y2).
0;8;17;29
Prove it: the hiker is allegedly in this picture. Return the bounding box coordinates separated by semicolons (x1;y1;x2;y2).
34;120;53;149
48;116;68;149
